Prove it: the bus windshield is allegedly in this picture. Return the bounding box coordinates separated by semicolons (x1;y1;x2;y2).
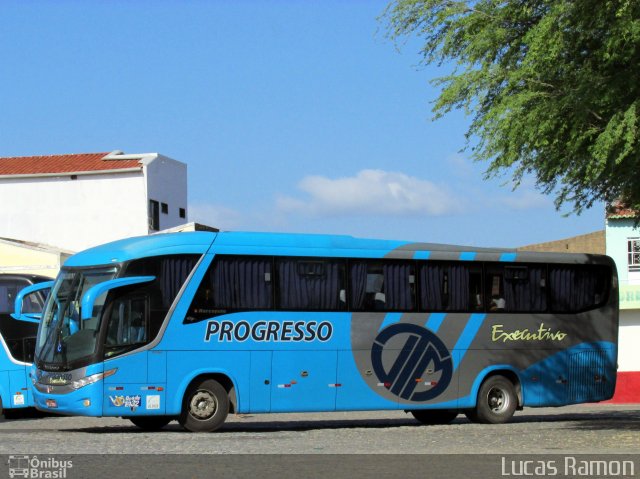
36;266;118;370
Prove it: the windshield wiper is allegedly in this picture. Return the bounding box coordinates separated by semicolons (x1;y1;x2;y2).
55;329;69;371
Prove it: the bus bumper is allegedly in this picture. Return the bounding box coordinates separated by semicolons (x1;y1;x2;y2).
33;381;103;416
31;365;106;416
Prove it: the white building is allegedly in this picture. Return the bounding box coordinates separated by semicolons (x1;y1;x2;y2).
0;237;72;277
0;151;188;252
605;204;640;402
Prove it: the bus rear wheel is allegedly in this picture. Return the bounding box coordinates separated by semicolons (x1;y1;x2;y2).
129;416;173;430
179;379;229;432
410;409;458;425
466;375;517;424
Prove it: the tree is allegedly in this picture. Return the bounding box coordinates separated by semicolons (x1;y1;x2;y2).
383;0;640;214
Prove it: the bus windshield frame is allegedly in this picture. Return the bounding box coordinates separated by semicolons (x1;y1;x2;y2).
35;265;119;371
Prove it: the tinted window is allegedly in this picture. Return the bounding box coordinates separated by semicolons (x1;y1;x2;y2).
485;264;547;313
419;262;483;312
187;256;273;320
277;259;346;310
121;254;199;339
549;265;610;312
21;289;50;314
351;261;415;311
104;295;148;358
0;279;29;313
149;200;160;231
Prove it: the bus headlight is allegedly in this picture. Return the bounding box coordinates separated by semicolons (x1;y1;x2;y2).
71;368;117;390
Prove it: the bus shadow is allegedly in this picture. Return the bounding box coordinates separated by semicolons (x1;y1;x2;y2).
68;417;427;434
510;410;640;431
63;410;640;433
1;410;60;422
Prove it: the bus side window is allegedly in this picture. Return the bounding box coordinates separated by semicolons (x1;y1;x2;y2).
468;266;483;311
187;256;273;321
549;265;609;313
105;295;148;351
0;279;29;313
485;265;506;312
123;254;200;333
350;261;415;312
0;284;12;313
22;289;50;314
420;263;481;312
485;264;547;313
277;259;346;311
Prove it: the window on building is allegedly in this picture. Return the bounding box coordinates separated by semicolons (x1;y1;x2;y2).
161;203;168;214
179;208;186;219
628;238;640;272
149;200;160;231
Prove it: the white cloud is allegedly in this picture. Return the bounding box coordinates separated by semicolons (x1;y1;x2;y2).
187;172;552;236
188;202;244;230
276;169;463;217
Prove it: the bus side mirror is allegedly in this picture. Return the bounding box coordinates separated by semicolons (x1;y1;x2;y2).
12;281;54;323
81;276;155;321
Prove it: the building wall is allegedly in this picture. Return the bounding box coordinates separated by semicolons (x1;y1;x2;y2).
0;240;68;277
518;230;605;254
0;172;148;251
144;155;188;232
605;218;640;403
618;310;640;372
605;218;639;284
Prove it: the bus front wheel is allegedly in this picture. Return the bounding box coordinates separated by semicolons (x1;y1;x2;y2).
179;379;229;432
466;375;517;424
410;409;458;425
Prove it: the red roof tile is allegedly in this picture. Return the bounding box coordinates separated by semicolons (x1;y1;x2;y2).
607;201;637;219
0;152;144;176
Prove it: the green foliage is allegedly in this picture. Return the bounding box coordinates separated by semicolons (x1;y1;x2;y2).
383;0;640;214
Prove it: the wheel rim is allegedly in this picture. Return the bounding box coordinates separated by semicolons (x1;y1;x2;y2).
486;386;510;414
189;390;218;420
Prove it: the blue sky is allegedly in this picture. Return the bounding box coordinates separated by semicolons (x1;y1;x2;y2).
0;0;605;247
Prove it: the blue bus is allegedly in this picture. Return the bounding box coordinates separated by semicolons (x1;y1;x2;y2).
1;274;52;418
27;232;618;431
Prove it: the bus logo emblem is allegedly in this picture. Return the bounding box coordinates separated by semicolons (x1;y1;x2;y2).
371;323;453;401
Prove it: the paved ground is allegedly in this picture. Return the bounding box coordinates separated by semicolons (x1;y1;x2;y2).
0;404;638;455
0;406;638;478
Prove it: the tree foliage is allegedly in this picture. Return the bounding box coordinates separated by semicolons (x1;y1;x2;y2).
383;0;640;213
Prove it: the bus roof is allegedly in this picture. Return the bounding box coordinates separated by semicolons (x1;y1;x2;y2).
65;232;217;267
63;231;612;267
